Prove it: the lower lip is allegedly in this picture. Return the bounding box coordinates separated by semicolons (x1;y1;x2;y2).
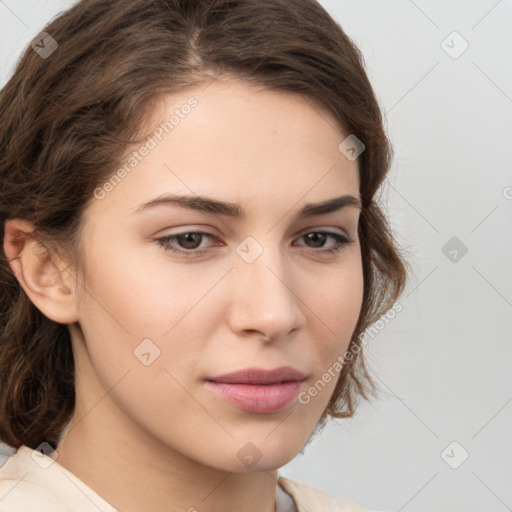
204;380;303;413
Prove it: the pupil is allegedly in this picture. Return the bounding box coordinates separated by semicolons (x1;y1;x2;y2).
178;233;201;249
307;233;325;248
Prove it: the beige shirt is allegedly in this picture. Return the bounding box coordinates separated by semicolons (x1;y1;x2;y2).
0;445;373;512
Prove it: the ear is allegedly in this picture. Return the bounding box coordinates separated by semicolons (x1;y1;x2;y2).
3;218;80;324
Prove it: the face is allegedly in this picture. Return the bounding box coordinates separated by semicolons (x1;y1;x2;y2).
69;76;363;472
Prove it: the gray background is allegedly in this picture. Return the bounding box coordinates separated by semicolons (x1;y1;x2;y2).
1;1;511;511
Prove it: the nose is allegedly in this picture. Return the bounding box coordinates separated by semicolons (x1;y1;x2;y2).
227;240;305;342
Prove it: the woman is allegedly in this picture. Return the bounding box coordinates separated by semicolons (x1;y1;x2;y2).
0;0;408;510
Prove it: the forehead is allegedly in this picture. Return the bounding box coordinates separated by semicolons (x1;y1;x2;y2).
87;77;360;221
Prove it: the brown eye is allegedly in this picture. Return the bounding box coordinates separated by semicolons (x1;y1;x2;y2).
303;232;327;248
154;231;216;257
296;231;353;254
175;232;204;250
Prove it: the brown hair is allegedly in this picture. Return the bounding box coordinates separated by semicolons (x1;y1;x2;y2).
0;0;408;450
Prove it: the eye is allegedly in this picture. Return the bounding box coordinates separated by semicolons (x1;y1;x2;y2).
294;230;353;254
154;231;216;258
153;229;354;258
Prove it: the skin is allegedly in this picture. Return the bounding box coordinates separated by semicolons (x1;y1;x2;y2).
4;76;363;512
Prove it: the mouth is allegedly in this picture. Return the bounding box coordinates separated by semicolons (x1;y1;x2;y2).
204;366;306;414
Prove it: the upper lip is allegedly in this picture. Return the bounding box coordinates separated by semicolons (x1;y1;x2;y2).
206;366;306;385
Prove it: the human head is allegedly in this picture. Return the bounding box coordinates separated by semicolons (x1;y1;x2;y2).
0;0;408;462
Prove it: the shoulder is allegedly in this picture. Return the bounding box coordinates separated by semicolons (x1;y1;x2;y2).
0;481;70;512
0;447;72;511
0;445;116;512
278;476;375;512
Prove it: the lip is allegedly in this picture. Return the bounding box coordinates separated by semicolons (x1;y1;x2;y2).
207;366;305;384
204;366;306;414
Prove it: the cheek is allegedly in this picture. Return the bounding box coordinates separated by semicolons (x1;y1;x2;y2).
79;231;214;331
315;256;364;345
75;241;228;388
303;255;364;400
73;252;214;437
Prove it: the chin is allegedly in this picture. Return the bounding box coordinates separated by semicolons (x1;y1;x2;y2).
213;446;301;474
221;424;312;473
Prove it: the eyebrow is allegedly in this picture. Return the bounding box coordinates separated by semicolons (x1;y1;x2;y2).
133;193;362;220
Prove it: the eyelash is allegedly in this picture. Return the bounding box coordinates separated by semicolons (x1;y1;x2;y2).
153;230;353;258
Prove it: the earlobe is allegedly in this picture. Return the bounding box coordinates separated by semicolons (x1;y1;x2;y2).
3;218;80;325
